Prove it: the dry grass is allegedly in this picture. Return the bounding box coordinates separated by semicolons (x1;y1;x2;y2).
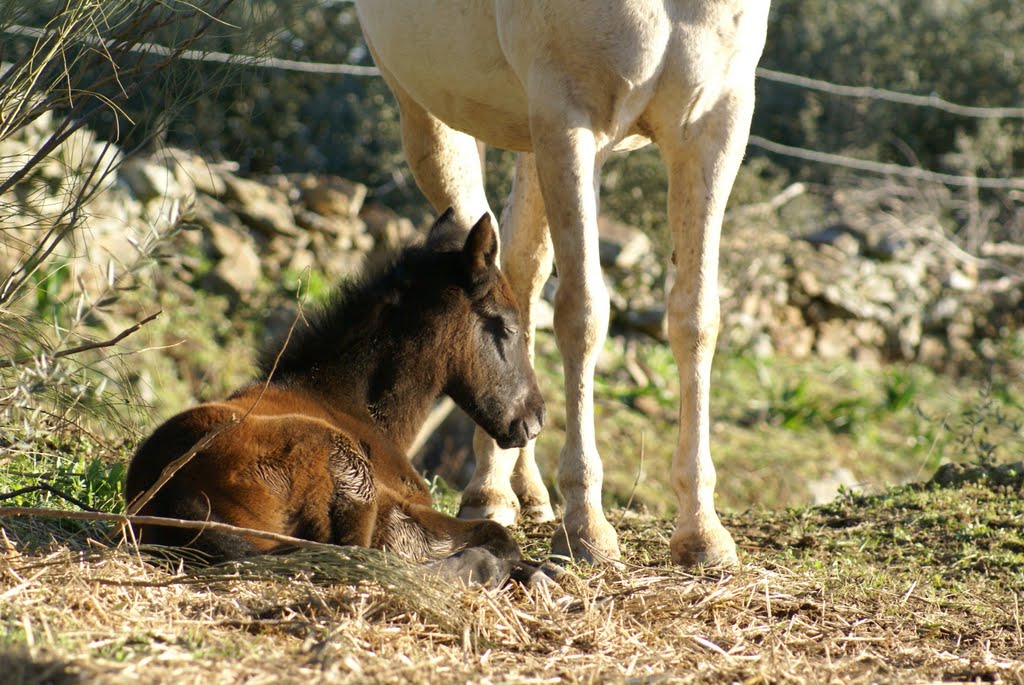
3;477;1023;685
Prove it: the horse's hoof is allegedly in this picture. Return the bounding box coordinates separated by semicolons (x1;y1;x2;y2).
458;495;519;527
669;525;739;568
549;515;621;564
518;501;556;524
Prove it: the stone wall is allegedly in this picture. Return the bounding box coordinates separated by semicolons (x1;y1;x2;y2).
2;115;1020;376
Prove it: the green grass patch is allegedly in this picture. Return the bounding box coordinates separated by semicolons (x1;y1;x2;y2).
0;435;128;515
530;330;1024;515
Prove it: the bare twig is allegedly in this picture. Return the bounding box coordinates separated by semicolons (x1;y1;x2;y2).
0;485;101;513
727;182;807;220
748;136;1024;191
0;506;333;553
622;339;651;388
409;398;455;458
981;242;1024;259
0;311;161;370
891;224;1024;278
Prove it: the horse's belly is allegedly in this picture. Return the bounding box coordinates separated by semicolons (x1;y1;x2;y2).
355;1;533;150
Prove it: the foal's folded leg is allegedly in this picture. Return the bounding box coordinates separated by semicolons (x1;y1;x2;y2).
429;548;564;589
378;499;563;587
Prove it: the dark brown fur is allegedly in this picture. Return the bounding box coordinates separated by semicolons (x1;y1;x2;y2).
125;212;546;580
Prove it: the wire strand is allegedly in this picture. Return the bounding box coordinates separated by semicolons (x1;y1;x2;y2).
757;67;1024;119
747;135;1024;190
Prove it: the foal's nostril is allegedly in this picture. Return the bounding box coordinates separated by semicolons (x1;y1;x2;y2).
502;418;524;446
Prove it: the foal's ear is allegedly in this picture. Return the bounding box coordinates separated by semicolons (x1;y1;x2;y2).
463;214;498;281
426;207;461;249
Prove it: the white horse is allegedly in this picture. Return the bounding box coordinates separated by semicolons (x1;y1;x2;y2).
354;0;770;565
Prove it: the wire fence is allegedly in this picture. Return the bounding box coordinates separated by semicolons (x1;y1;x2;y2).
755;67;1024;119
3;22;1023;189
747;136;1024;190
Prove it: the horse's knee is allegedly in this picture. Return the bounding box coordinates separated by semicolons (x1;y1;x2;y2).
552;275;609;355
666;291;720;358
667;315;720;358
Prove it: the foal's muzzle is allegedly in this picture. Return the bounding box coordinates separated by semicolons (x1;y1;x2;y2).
500;403;545;449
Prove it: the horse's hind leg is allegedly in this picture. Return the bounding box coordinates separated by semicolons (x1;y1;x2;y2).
462;153;555;525
375;56;491;229
527;78;619;563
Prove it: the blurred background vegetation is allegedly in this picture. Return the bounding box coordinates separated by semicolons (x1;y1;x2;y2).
10;0;1021;237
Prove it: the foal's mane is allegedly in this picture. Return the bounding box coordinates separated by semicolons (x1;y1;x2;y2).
257;242;458;382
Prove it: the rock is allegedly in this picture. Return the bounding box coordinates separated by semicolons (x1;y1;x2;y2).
294;208;368;248
205;231;263;300
850;320;886;347
294;207;339;235
360;202;417;253
946;269;977;292
864;234;910;261
598;215;652;269
157;147;228;198
190;196;263;300
190;195;247;239
815;320;855;360
917;335;948;367
617;307;668;341
297;175;368;220
895;315;922;359
770;306;815;358
808;467;859;504
852;345;882;366
221;174;301;237
120;157;184;202
801;224;862;257
795;267;823;298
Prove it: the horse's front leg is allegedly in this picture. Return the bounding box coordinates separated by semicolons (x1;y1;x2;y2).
528;86;619;563
651;84;760;568
461;153;556;525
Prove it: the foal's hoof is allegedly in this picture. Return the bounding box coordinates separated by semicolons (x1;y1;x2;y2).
550;515;621;564
508;559;569;590
430;548;515;588
430;549;567;590
669;526;739;568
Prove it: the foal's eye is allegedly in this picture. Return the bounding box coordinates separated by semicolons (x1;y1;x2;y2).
486;316;516;340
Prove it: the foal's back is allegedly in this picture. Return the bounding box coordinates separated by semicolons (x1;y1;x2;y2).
125;384;432;556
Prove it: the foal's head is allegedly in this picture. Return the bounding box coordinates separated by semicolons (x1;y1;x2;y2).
430;211;545;449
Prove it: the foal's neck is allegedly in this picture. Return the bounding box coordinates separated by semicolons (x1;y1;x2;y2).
357;333;445;453
263;251;458;455
278;316;446;456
